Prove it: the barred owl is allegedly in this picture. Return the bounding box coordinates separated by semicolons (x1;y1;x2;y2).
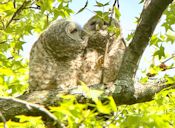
29;19;88;91
79;15;126;85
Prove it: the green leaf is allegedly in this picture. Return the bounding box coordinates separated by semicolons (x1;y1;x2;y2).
0;67;13;76
139;0;144;4
140;77;148;83
0;1;15;15
114;6;121;20
37;0;54;13
95;1;109;7
108;96;117;112
15;41;25;51
94;99;111;114
150;34;161;46
95;11;109;20
126;32;134;41
153;45;165;59
94;11;103;17
164;75;175;84
166;30;175;43
76;0;88;14
107;25;120;36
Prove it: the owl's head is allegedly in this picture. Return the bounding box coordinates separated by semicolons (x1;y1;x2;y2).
83;15;120;52
42;19;88;59
84;15;120;36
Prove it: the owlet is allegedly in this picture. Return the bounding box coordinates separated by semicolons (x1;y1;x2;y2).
29;19;88;91
79;15;126;85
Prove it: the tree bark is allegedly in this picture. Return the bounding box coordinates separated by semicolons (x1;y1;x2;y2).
113;0;173;104
0;82;175;125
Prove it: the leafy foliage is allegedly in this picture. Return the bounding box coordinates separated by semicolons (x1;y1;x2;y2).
0;116;45;128
0;0;73;96
49;89;175;127
3;89;174;127
138;2;175;83
0;0;175;128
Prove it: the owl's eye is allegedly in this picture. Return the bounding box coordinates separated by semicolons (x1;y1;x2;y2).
90;21;96;26
70;28;78;34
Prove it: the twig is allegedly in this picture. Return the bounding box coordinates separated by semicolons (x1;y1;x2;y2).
162;66;175;71
0;111;7;128
100;40;110;83
13;0;16;8
6;0;31;29
7;57;14;60
85;8;96;15
100;0;118;83
109;0;117;26
162;54;175;64
26;6;40;9
117;0;119;8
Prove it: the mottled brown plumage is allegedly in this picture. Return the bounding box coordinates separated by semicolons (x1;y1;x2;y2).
29;17;126;92
29;19;88;91
79;15;126;85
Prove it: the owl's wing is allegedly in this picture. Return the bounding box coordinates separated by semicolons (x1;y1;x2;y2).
29;39;58;91
29;58;57;91
103;37;126;83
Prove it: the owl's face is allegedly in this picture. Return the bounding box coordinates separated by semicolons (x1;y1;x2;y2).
43;19;88;57
83;15;120;52
84;15;119;37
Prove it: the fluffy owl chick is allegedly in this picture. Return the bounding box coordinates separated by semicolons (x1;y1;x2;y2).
29;19;88;91
80;15;126;85
83;15;120;53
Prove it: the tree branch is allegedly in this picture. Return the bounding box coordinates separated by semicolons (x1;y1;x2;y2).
113;0;173;104
133;82;175;104
118;0;173;80
0;97;61;128
5;0;31;29
109;0;117;25
0;83;175;123
0;80;174;126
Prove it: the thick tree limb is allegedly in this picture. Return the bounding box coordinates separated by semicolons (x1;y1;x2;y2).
120;0;173;79
0;81;175;122
113;0;173;104
133;82;175;104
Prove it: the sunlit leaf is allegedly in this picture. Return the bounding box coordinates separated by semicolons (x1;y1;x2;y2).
95;1;109;7
0;67;13;76
114;6;121;20
153;45;165;59
166;30;175;43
